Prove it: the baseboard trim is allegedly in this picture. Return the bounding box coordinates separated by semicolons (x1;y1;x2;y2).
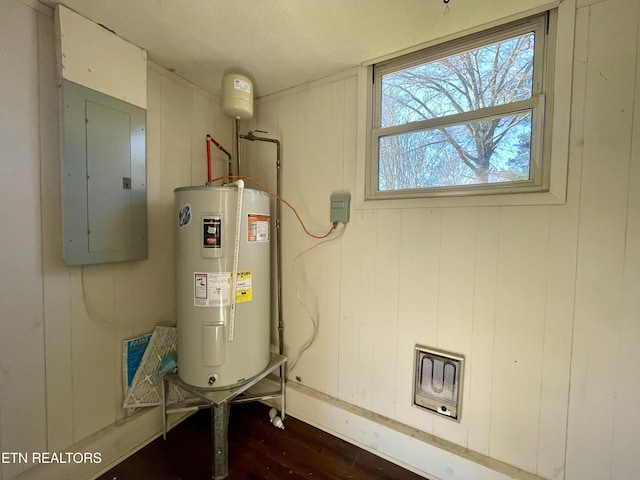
284;382;544;480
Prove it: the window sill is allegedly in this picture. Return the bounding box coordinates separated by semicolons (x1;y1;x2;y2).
357;188;566;210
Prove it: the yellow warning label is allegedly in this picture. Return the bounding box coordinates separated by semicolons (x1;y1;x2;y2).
235;271;252;303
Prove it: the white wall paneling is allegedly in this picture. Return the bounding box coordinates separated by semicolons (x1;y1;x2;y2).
566;1;640;479
0;2;47;478
38;2;75;455
465;207;500;457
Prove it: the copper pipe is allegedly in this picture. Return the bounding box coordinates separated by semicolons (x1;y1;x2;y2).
206;135;212;183
206;135;232;179
239;131;283;356
234;118;241;176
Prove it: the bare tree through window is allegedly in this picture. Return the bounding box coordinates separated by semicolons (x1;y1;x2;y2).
376;30;538;192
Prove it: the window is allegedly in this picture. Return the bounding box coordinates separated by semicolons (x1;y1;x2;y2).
367;12;556;200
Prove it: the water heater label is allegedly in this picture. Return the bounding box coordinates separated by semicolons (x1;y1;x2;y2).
247;214;270;243
194;272;230;307
203;217;222;248
236;271;252;303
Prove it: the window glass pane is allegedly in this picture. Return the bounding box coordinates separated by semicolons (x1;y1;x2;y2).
378;111;532;190
381;32;535;128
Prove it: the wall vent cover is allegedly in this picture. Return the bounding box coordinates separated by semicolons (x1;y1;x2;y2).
413;345;464;421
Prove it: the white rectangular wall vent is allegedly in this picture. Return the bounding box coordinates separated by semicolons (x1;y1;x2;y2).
413;345;464;421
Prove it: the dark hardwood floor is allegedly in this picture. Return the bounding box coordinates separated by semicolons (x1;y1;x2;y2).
98;402;428;480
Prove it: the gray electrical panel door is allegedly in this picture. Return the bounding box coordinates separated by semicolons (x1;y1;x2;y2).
61;79;147;265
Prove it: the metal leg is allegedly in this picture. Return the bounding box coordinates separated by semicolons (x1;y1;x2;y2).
163;356;286;477
211;402;230;480
280;362;286;421
162;377;168;440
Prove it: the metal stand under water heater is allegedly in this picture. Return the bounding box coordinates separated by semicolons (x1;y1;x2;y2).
174;184;272;389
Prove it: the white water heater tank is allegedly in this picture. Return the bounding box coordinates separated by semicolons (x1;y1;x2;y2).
222;73;253;120
174;185;271;388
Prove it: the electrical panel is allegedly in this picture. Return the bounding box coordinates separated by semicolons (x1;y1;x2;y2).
61;79;147;265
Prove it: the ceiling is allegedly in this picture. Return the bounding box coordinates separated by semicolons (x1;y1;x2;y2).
38;0;540;98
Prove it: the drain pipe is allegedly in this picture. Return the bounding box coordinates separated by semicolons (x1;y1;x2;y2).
239;130;283;356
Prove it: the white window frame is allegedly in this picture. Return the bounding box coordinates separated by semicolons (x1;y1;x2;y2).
358;3;575;208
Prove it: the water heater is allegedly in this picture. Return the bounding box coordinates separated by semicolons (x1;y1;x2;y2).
174;185;271;388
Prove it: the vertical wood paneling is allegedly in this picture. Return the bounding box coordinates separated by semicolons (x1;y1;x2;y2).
533;11;587;479
436;208;478;353
70;264;117;440
38;7;75;453
112;258;166;421
336;209;365;403
289;234;342;394
369;209;401;417
112;264;132;421
142;67;176;332
611;9;640;477
532;10;587;468
535;204;579;479
275;80;348;395
336;76;360;403
535;29;585;471
161;77;193;191
355;210;378;411
611;162;640;459
210;96;233;180
250;97;278;190
342;76;358;191
286;143;341;392
466;207;499;456
394;208;441;434
190;91;212;186
111;242;150;418
300;82;343;227
560;8;591;480
0;2;47;477
155;76;193;338
566;1;638;479
490;206;550;472
317;235;344;397
276;91;309;377
433;208;477;445
310;81;348;397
